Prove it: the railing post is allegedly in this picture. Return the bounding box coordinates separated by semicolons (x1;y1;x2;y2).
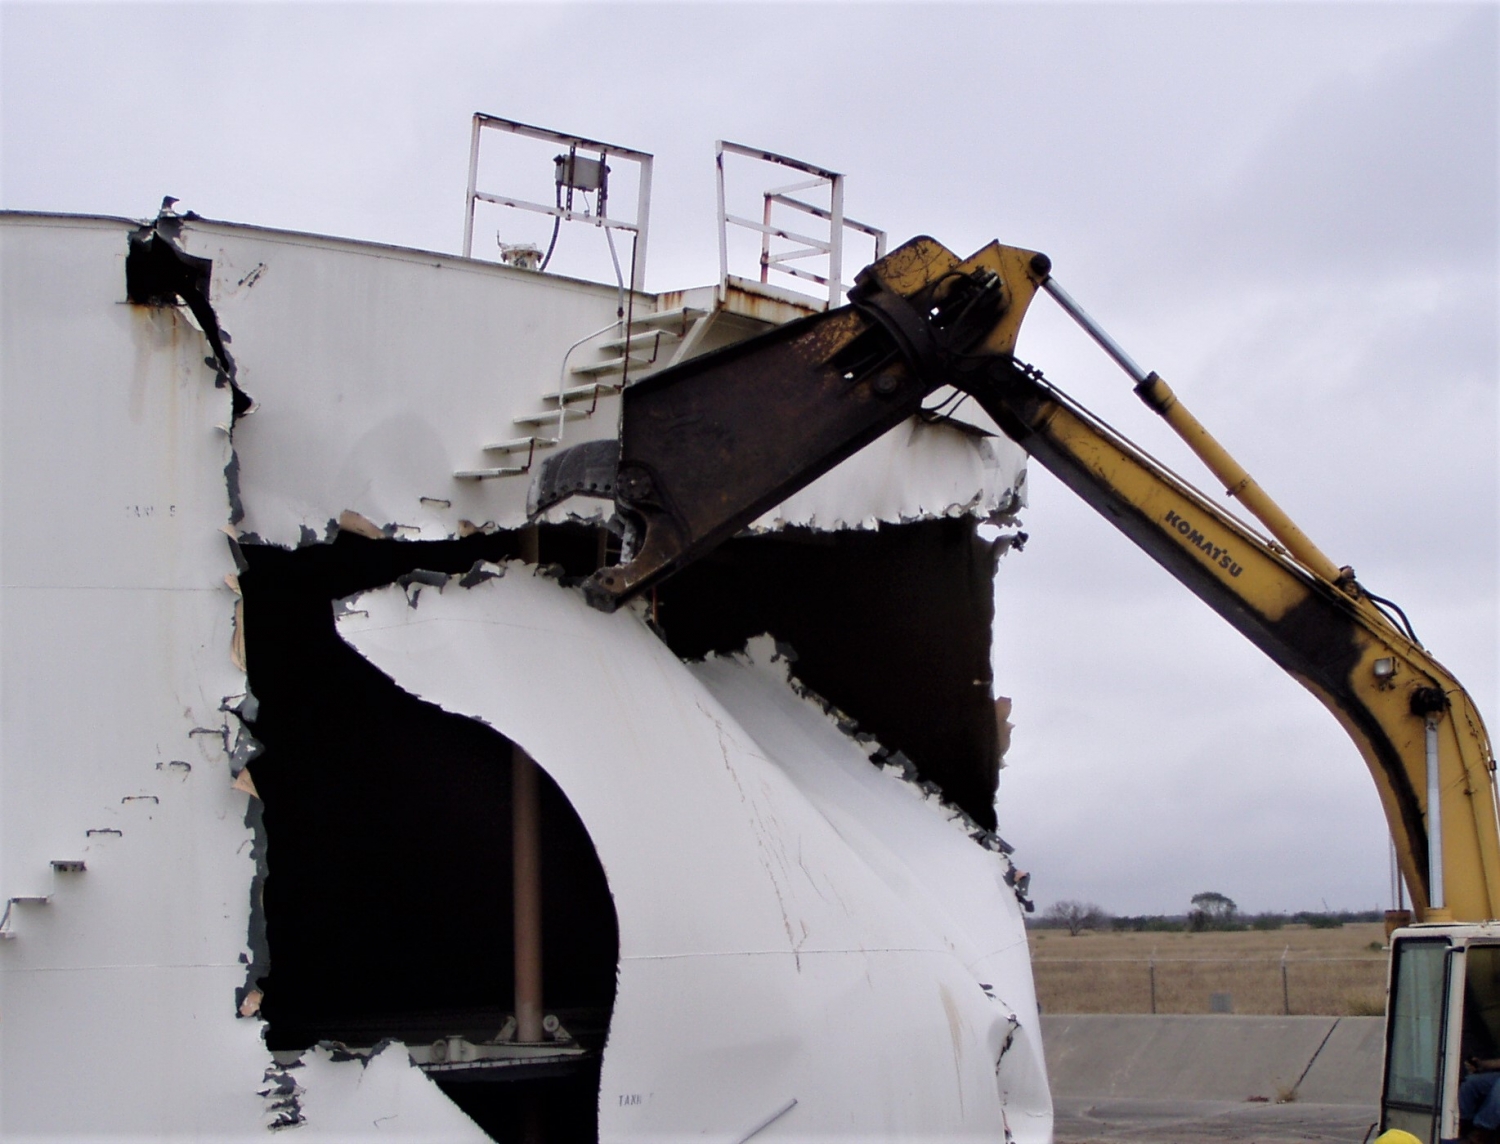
632;153;652;294
714;142;878;306
465;114;651;287
759;191;773;284
715;142;729;295
826;172;844;308
463;114;482;258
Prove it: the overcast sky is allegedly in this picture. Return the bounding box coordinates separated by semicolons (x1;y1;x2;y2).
3;2;1494;915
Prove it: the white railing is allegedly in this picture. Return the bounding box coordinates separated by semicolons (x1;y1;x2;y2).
715;140;886;307
463;114;653;293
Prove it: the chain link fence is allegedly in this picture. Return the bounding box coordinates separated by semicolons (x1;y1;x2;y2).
1032;956;1389;1016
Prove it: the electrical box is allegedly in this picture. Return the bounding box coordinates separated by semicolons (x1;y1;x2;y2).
555;154;608;193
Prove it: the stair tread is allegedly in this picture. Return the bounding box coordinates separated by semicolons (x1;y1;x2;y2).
631;306;706;330
571;355;652;377
543;382;623;405
483;436;559;454
512;408;589;427
454;467;525;479
598;328;684;352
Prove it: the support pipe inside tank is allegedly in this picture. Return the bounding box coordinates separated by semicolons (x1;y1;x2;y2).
513;746;545;1045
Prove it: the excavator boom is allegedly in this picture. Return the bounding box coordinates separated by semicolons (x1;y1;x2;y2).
536;235;1500;924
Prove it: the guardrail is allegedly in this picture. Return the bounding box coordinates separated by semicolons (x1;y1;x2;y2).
714;141;885;307
1032;955;1389;1016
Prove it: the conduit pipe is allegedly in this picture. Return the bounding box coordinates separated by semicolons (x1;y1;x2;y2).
1427;715;1446;914
513;744;545;1044
512;525;546;1045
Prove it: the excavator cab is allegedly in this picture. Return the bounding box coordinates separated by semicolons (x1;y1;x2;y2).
1384;925;1500;1142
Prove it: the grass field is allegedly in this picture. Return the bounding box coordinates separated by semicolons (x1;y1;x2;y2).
1028;922;1390;1016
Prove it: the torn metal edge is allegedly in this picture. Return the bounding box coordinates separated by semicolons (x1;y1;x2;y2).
707;634;1035;912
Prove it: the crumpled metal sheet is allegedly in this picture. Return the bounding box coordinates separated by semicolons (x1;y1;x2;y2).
688;637;1051;1132
266;1043;492;1140
176;219;1022;547
750;415;1026;532
185;219;630;546
336;567;1052;1141
1;212;1039;1140
1;215;267;1138
0;214;517;1142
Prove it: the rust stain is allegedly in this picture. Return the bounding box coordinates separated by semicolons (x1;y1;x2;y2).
336;510;384;540
939;982;966;1117
238;988;263;1018
231;597;247;673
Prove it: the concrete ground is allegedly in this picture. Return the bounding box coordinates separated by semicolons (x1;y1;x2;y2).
1053;1097;1378;1143
1042;1014;1384;1143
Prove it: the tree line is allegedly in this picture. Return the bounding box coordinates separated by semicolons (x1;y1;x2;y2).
1033;893;1385;935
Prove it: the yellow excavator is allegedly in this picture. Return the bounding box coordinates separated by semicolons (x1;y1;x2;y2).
535;237;1499;1143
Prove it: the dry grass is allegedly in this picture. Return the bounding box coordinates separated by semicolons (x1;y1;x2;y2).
1029;922;1389;1016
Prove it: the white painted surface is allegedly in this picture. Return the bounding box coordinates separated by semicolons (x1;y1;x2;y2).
0;211;1039;1140
0;214;501;1140
339;576;1050;1140
752;418;1025;532
285;1044;494;1140
0;214;269;1137
175;215;1025;543
181;217;630;542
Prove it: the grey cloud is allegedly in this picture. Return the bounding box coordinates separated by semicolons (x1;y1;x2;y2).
1176;10;1498;281
3;1;1491;915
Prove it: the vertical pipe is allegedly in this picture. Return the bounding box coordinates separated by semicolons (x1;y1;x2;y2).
1149;960;1157;1014
826;173;844;308
463;115;482;259
715;143;729;294
1390;836;1400;913
1281;949;1291;1015
513;745;544;1045
759;193;773;284
1427;716;1445;912
632;154;652;294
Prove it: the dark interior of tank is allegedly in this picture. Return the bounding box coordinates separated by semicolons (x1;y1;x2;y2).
240;527;618;1143
652;516;1006;830
236;515;1004;1141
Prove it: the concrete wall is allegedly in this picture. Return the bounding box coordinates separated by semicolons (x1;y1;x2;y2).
1042;1014;1384;1105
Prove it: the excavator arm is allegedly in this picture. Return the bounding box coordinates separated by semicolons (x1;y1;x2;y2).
536;236;1500;923
974;341;1500;923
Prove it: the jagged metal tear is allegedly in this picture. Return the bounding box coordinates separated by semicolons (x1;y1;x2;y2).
334;568;1054;1141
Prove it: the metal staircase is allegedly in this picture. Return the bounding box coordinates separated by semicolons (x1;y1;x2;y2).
455;306;707;480
451;117;876;485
